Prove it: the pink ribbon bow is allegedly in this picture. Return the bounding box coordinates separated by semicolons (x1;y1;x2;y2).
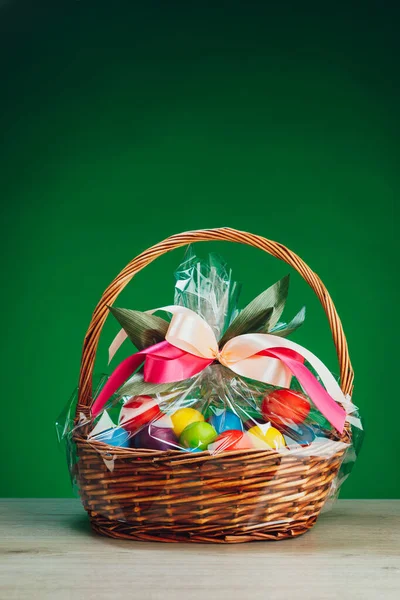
91;306;347;433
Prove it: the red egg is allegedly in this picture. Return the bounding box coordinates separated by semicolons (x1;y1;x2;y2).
261;389;310;426
210;429;253;453
119;395;162;433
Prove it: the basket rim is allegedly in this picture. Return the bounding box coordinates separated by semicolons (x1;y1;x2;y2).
73;425;351;463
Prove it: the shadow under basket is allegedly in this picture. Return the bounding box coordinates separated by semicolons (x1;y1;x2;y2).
72;227;354;543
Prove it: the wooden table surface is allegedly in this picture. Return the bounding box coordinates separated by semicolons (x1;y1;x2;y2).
0;499;399;600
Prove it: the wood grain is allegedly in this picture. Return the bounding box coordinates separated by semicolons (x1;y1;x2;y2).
0;499;399;600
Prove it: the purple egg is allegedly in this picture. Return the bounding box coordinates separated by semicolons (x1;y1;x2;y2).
134;425;178;451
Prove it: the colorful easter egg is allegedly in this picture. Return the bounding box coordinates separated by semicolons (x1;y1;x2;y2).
179;421;217;450
279;422;316;445
119;395;162;433
171;408;204;437
93;427;130;447
248;424;286;450
261;389;310;427
134;424;178;451
208;410;243;434
209;429;253;453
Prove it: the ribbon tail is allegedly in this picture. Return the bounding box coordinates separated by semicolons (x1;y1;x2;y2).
91;352;146;417
265;349;347;434
108;329;128;364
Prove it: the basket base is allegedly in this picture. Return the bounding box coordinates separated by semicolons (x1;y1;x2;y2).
88;512;318;543
76;438;346;544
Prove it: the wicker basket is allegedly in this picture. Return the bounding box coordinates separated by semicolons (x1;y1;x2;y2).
73;227;353;543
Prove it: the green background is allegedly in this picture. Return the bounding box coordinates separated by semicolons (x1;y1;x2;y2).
0;1;398;499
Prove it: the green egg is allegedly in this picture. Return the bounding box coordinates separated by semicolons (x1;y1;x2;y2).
179;421;217;450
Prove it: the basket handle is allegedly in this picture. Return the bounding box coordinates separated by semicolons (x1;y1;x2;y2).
76;227;353;414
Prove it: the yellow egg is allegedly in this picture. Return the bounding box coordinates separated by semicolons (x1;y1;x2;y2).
171;408;204;437
248;425;286;450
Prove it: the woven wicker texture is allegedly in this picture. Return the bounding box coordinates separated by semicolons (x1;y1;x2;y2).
73;227;353;542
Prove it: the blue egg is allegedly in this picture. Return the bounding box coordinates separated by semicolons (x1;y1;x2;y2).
280;423;315;445
309;423;330;437
94;427;130;447
209;410;243;434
